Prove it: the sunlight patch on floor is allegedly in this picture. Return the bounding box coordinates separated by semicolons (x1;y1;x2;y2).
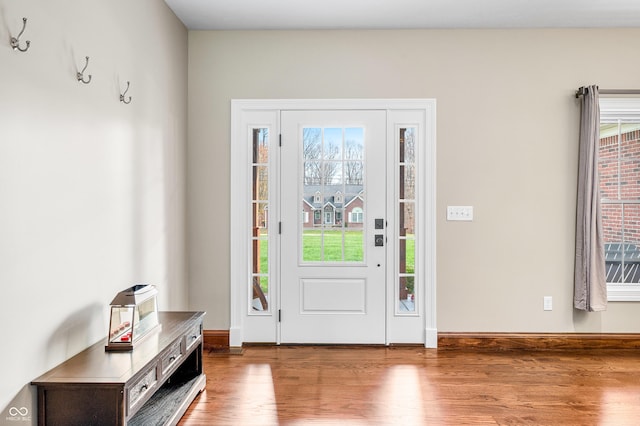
287;420;370;425
601;387;640;424
374;365;427;425
217;362;442;425
233;364;278;425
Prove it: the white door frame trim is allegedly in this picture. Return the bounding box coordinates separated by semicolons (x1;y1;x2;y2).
230;99;437;348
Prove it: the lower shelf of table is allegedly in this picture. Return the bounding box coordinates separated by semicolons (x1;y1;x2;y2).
129;373;206;426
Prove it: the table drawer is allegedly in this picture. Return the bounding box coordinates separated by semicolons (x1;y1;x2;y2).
161;341;183;377
185;322;202;350
128;365;158;412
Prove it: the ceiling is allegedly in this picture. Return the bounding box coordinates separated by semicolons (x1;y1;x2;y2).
163;0;640;31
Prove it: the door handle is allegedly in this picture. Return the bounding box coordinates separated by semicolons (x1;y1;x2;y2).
375;234;384;247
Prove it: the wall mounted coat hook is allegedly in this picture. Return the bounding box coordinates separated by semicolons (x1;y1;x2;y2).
77;56;92;84
10;17;31;52
120;81;132;104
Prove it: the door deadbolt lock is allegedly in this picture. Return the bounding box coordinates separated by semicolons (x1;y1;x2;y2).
375;234;384;247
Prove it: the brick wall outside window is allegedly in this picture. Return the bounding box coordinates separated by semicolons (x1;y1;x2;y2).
599;129;640;244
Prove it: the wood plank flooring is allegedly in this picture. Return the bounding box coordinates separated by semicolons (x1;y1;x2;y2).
178;345;640;425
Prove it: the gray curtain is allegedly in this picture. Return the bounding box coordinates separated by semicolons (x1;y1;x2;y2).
574;85;607;311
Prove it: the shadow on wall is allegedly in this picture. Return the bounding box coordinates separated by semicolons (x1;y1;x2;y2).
1;303;106;425
46;302;105;365
1;384;35;426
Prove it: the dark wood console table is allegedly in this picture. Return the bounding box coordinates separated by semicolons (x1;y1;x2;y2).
32;311;206;426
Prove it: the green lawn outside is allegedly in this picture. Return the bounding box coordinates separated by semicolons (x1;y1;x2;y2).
302;230;364;262
256;230;415;294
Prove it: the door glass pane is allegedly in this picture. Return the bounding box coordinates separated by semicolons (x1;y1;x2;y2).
345;230;364;261
251;128;270;313
324;128;343;158
324;232;344;261
398;128;417;314
252;237;268;274
303;128;322;160
345;161;363;185
253;202;268;230
302;230;322;261
304;161;322;185
302;127;365;263
399;202;416;312
400;128;415;163
399;276;415;311
324;161;343;185
253;166;268;200
400;201;416;235
253;128;269;163
400;164;415;200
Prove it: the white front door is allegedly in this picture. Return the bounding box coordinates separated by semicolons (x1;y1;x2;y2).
230;99;437;348
280;110;387;343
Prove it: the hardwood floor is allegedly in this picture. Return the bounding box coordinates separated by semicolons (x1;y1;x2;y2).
179;345;640;425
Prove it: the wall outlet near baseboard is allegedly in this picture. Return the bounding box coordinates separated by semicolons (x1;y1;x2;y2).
543;296;553;311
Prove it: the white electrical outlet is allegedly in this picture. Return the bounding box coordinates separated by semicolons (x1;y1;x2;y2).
543;296;553;311
447;206;474;221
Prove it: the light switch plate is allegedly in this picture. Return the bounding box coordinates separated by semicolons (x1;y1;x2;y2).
447;206;473;221
543;296;553;311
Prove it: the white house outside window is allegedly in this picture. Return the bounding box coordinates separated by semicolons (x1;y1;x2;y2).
349;207;363;224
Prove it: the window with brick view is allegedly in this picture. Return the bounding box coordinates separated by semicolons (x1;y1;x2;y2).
599;121;640;284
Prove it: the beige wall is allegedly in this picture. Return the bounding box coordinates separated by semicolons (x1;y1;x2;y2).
0;0;187;413
188;29;640;333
